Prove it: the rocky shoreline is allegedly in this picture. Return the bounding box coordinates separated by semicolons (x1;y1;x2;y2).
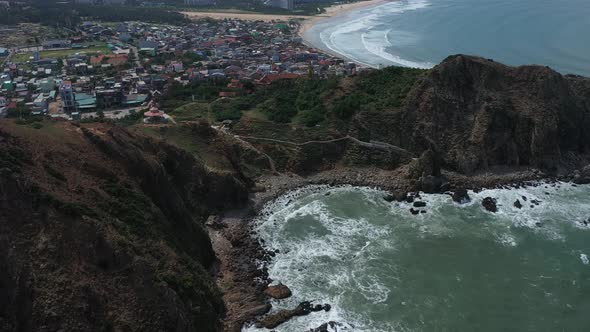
210;164;590;331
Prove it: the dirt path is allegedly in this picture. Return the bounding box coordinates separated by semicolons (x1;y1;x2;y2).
236;134;415;157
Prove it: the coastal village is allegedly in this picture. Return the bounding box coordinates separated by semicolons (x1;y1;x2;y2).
0;17;366;123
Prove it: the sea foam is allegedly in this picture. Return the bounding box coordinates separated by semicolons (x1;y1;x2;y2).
245;183;590;331
316;0;434;69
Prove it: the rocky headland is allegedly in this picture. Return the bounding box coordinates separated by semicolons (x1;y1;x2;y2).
1;55;589;331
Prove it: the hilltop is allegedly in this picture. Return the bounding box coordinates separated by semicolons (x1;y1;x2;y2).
1;55;590;331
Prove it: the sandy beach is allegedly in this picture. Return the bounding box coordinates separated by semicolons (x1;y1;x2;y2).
182;0;390;26
299;0;390;35
182;10;309;22
181;1;392;68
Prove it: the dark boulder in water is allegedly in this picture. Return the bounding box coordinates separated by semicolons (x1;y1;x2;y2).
413;201;427;208
482;197;498;212
410;208;420;215
264;283;292;299
309;321;342;332
514;199;523;209
310;323;330;332
257;301;332;329
256;301;310;329
452;189;471;204
384;190;407;202
383;194;395;202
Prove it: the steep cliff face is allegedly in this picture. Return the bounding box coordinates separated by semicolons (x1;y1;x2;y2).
390;55;590;173
0;121;250;332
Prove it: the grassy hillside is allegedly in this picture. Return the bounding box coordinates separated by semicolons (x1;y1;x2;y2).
161;66;425;131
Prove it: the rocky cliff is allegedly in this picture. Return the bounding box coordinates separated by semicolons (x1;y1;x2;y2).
371;55;590;174
0;121;250;332
2;55;590;332
234;55;590;177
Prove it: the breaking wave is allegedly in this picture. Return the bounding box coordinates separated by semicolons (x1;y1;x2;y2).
243;183;590;331
315;0;434;69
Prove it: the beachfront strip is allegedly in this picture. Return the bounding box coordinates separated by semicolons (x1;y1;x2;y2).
0;18;369;121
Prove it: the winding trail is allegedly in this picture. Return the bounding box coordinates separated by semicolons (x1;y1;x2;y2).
236;134;414;157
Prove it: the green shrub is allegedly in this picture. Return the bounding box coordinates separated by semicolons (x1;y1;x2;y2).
332;95;362;119
213;106;241;121
299;106;325;127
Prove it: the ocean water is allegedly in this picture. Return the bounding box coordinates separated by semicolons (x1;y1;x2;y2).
244;183;590;331
304;0;590;76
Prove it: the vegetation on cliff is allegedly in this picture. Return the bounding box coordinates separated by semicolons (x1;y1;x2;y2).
0;121;251;331
160;66;424;128
1;55;590;332
181;56;589;176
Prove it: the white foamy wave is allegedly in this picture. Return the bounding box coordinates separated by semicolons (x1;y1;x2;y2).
246;183;590;332
469;182;590;235
361;30;435;69
319;14;380;67
581;254;589;265
353;271;391;303
317;0;433;69
496;232;517;247
248;186;399;331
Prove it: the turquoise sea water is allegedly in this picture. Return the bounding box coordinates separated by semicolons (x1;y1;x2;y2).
304;0;590;76
244;183;590;331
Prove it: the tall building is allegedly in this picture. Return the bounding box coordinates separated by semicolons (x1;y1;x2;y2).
60;81;77;114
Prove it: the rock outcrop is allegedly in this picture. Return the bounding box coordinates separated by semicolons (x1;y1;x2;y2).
2;54;590;332
264;283;292;299
256;301;331;329
452;189;471;204
398;55;590;174
482;197;498;212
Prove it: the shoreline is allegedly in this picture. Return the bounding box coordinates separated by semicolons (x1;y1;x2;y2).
299;0;391;37
212;165;574;330
181;10;309;22
181;0;389;24
180;1;392;67
298;0;392;68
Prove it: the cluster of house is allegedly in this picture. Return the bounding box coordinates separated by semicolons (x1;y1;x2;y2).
111;19;363;82
0;17;367;120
